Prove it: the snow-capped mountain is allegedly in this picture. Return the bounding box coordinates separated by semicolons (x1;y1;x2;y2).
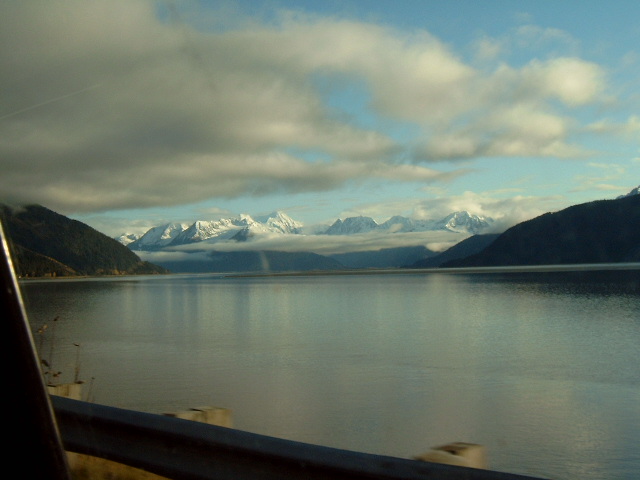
253;211;303;234
114;233;140;246
118;210;494;250
378;215;416;233
128;223;190;250
168;217;252;246
324;216;378;235
230;212;303;242
439;211;492;234
324;211;493;235
125;212;302;250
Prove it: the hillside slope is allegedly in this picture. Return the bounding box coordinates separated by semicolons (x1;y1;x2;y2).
407;234;500;268
442;195;640;267
1;204;169;277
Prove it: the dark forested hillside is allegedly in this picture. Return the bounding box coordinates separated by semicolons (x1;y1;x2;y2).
442;195;640;267
329;245;434;268
0;204;169;277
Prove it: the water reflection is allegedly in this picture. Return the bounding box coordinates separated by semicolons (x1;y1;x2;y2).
463;268;640;296
19;270;640;480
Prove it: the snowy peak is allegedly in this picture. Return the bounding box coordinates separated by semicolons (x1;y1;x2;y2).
117;210;495;250
617;185;640;199
324;216;379;235
439;211;492;234
229;212;303;242
118;212;306;250
169;216;257;245
128;223;189;250
323;212;493;235
253;211;303;234
115;233;140;246
379;216;416;233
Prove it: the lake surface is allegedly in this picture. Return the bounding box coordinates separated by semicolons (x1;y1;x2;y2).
19;268;640;480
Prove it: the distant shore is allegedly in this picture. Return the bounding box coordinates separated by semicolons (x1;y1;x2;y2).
16;262;640;281
225;262;640;278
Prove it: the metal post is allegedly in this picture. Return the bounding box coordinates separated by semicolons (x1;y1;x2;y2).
0;220;72;479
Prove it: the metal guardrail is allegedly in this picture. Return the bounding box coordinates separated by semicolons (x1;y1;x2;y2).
52;395;546;480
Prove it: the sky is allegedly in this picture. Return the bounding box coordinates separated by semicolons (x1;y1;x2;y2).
1;0;640;247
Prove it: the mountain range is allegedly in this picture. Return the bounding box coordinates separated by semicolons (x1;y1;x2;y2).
2;185;639;276
120;211;493;251
114;186;640;272
114;210;493;272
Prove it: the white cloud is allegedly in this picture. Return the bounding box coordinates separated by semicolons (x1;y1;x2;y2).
527;57;605;106
159;229;469;256
0;1;617;217
417;104;585;161
410;191;568;232
473;36;504;63
415;56;605;161
586;115;640;137
569;161;631;195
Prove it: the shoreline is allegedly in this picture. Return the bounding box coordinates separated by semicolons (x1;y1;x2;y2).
225;262;640;278
17;262;640;281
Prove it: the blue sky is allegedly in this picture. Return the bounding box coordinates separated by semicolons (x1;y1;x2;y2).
1;0;639;242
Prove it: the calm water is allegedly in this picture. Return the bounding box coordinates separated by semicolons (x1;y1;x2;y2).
19;269;640;480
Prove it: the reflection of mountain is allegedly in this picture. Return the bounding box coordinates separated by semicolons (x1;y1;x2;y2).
0;204;168;277
441;194;640;267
